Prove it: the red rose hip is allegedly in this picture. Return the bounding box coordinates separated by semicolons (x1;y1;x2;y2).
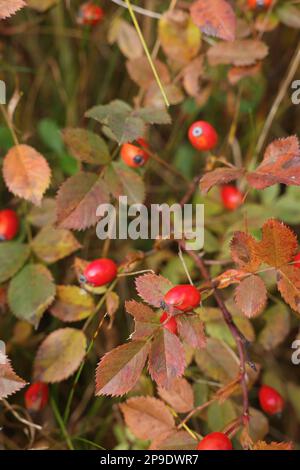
160;311;178;335
121;138;150;168
220;185;243;211
247;0;273;9
259;385;284;416
81;258;117;287
0;209;19;241
197;432;233;450
188;121;218;151
77;2;104;26
25;382;49;412
164;285;201;312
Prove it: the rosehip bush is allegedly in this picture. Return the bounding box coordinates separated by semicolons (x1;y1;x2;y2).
0;0;299;452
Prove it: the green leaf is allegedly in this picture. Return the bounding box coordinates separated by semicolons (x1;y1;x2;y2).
38;118;64;154
62;128;111;165
258;302;290;351
0;242;30;283
50;285;95;322
8;264;56;327
207;399;237;432
31;225;81;264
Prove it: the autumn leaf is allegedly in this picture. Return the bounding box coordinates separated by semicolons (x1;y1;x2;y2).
95;341;150;396
0;0;26;20
126;57;170;89
103;162;146;205
56;172;110;230
176;314;206;349
234;275;267;318
258;302;290;350
135;273;173;308
228;63;261;85
120;396;175;441
195;338;239;384
31;225;81;264
230;232;261;273
0;354;27;399
3;145;51;206
0;242;30;283
28;198;57;227
207;39;268;66
159;9;201;64
50;286;95;322
125;300;160;339
33;328;87;382
8;264;56;327
106;291;120;328
277;265;300;314
158;377;194;413
182;56;204;98
247;136;300;189
148;329;186;389
190;0;236;42
108;18;143;60
256;219;297;268
62;128;111;165
253;440;294;450
200;167;244;194
214;269;247;289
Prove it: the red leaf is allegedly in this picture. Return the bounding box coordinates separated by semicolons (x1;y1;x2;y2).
256;219;297;268
234;275;267;318
230;231;261;273
56;172;110;230
95;340;150;396
125;300;160;340
177;314;206;349
247;136;300;189
135;273;173;308
120;396;175;441
190;0;236;42
158;377;194;413
148;329;186;389
200;167;243;194
277;265;300;314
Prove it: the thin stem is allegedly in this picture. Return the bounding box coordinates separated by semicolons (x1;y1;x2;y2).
124;0;169;107
51;396;74;450
109;0;162;19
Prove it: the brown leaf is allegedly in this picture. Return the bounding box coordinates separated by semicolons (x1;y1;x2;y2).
109;18;143;60
0;354;27;399
28;198;57;227
234;275;267;318
148;329;186;389
182;56;204;97
56;172;110;230
190;0;236;41
106;291;120;328
95;341;150;397
247;136;300;189
228;63;261;85
214;269;247;289
230;231;261;273
195;338;239;383
200;167;244;194
31;225;81;264
177;314;206;349
3;145;51;206
125;300;160;339
0;0;26;20
50;286;95;322
277;265;300;314
158;377;194;413
258;303;290;351
62;128;110;165
253;440;294;450
135;273;173;308
126;57;170;89
207;39;268;66
256;219;297;268
150;430;196;450
33;328;87;383
120;396;175;441
103;162;146;205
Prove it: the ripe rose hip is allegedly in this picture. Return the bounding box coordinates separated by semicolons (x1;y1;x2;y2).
77;2;104;26
164;285;201;312
220;185;243;211
25;382;49;412
294;252;300;268
121;138;150;168
0;209;19;241
81;258;117;287
259;385;285;416
197;432;233;450
188;121;218;151
247;0;273;9
160;311;178;335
